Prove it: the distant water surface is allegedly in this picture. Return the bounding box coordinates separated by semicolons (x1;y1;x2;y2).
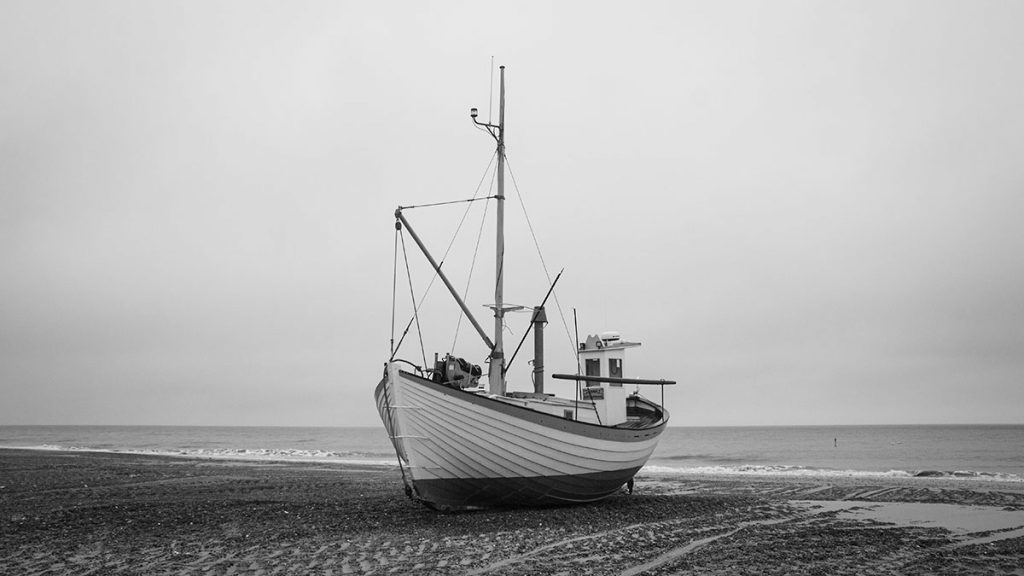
1;425;1021;482
0;426;394;465
647;425;1024;481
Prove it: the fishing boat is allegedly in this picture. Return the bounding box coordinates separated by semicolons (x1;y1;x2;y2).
374;66;673;510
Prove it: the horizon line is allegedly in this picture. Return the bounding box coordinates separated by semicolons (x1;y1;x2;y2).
2;422;1022;428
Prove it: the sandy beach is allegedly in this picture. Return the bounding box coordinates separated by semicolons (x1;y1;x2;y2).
2;449;1022;575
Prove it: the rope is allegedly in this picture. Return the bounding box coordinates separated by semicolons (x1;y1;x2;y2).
379;370;413;498
390;296;416;362
505;158;578;359
399;230;428;369
399;195;496;211
505;269;563;373
390;226;398;357
390;152;498;361
451;171;494;353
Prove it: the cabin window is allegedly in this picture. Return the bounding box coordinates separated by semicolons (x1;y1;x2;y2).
563;409;574;420
585;359;600;377
609;358;622;378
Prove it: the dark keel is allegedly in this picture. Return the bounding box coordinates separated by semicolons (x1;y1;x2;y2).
411;467;643;511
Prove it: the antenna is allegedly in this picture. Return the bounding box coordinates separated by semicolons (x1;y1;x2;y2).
489;56;494;124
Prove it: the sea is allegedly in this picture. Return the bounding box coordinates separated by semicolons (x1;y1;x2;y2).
1;425;1022;483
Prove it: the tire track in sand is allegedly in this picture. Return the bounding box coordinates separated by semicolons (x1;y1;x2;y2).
465;520;674;575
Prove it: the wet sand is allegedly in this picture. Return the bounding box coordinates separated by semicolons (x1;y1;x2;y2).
2;449;1022;575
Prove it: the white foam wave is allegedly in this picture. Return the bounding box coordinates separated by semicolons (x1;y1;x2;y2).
0;444;399;467
6;445;1020;483
641;463;1024;483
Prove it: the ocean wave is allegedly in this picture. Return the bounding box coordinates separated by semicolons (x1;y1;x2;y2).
658;453;753;464
5;444;1020;483
911;469;1021;480
641;463;1024;483
0;444;399;466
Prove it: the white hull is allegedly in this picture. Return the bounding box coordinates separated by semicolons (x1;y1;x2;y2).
374;363;667;509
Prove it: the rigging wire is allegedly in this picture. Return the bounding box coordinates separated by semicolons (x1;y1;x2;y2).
390;225;399;357
434;150;498;262
573;308;580;420
390;151;498;361
379;376;413;498
505;269;563;373
505;157;579;359
450;169;495;353
399;195;495;211
399;230;428;369
390;297;422;363
390;291;417;362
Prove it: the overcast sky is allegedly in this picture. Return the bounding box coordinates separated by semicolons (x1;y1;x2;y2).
2;1;1022;427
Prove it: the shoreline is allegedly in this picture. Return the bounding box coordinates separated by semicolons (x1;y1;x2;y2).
2;444;1021;485
2;449;1022;574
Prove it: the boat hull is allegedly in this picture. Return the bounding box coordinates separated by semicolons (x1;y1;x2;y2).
374;363;667;510
411;467;641;510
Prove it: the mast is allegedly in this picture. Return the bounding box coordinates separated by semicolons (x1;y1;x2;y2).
492;66;506;395
471;65;507;395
